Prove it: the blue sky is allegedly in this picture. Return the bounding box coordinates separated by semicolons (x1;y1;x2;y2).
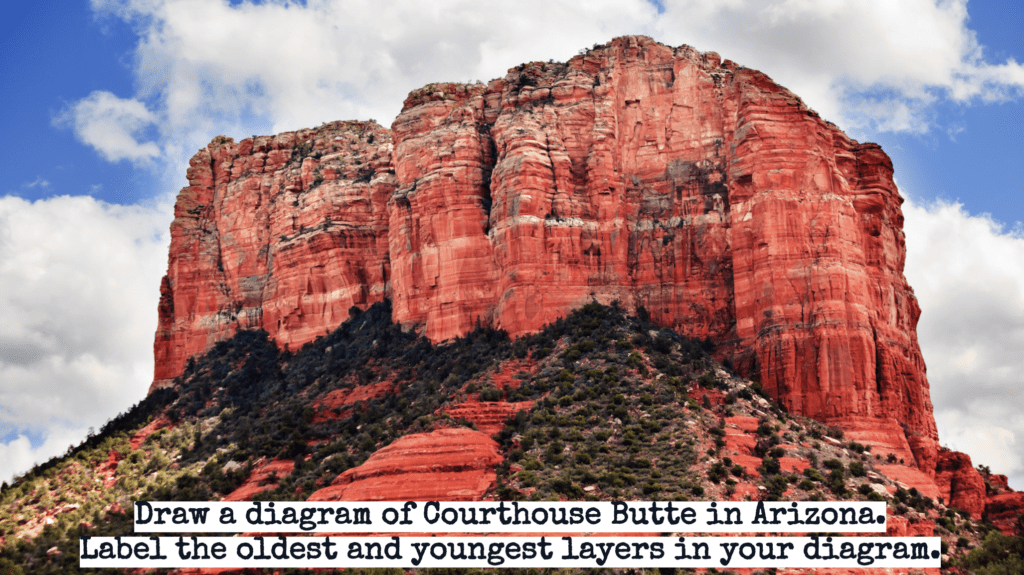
1;0;1023;488
2;3;137;204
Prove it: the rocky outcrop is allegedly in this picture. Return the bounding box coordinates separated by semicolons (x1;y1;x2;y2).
934;450;987;519
223;458;294;502
153;36;938;475
885;515;936;538
310;380;395;423
985;492;1024;535
153;122;395;386
444;400;535;437
877;464;940;500
129;415;174;450
307;428;502;501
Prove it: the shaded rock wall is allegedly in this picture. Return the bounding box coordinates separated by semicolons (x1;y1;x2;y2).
153;36;937;471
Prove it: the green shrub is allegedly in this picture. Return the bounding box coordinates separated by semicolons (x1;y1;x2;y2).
827;469;847;495
955;529;1024;574
766;475;789;500
545;441;565;464
630;457;652;469
518;471;539;487
823;458;844;471
549;477;584;498
761;456;781;475
803;467;824;482
480;386;502;401
697;372;717;388
708;461;727;483
849;460;866;477
642;480;663;495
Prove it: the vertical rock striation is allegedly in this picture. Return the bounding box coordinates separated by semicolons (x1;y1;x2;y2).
153;36;937;473
154;122;395;384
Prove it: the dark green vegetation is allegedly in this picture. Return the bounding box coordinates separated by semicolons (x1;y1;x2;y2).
953;522;1024;574
155;300;525;503
0;300;518;574
0;300;996;574
492;302;724;501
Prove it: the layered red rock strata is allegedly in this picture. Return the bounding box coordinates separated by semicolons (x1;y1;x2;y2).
153;36;938;474
154;122;394;384
307;428;502;501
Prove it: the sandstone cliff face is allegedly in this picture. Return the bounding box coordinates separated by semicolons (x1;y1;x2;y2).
154;122;394;383
154;36;937;472
935;450;987;519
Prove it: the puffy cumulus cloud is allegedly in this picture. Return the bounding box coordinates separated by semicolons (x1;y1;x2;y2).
0;195;170;482
0;428;90;486
903;198;1024;489
53;91;162;164
90;0;657;141
650;0;1024;133
79;0;1023;157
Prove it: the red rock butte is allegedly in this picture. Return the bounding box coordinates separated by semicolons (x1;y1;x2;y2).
153;36;938;474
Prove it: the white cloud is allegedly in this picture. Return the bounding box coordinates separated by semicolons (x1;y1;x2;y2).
23;177;51;190
74;0;1022;173
70;0;1024;186
0;427;91;485
54;90;162;163
904;197;1024;489
649;0;1024;134
0;194;170;483
91;0;658;138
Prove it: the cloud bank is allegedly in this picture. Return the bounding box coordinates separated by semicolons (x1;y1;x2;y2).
652;0;1024;133
0;195;169;482
83;0;1023;160
904;198;1024;488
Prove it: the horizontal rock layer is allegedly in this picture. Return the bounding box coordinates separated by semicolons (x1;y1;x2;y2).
153;36;938;473
308;428;502;501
